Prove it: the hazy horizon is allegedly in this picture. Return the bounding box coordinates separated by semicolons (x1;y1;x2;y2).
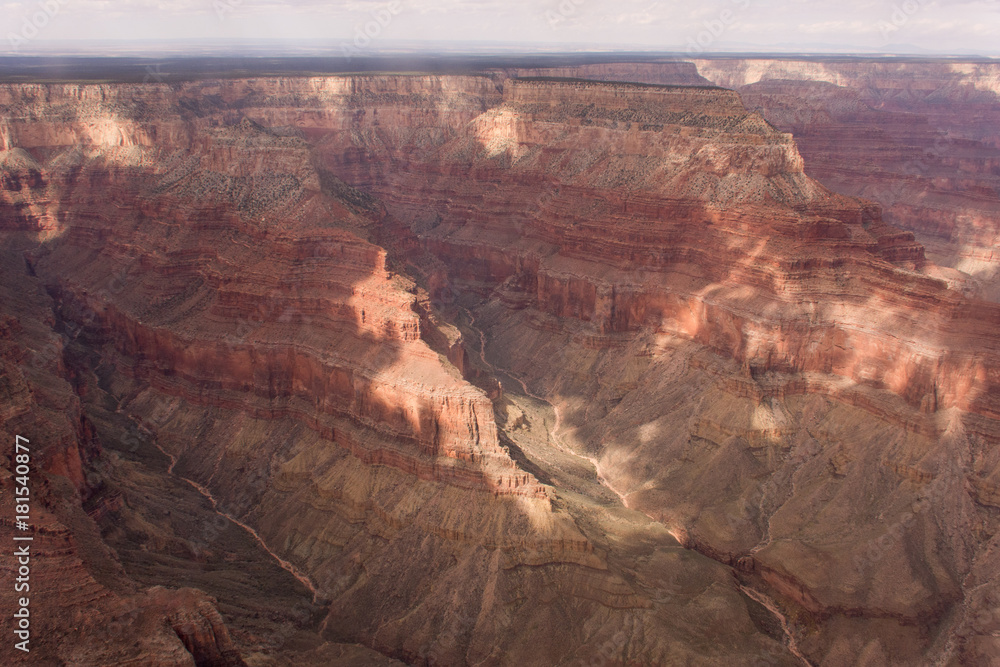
2;0;999;58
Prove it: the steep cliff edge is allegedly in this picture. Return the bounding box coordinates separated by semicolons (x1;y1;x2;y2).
1;80;534;498
504;61;712;87
366;77;994;423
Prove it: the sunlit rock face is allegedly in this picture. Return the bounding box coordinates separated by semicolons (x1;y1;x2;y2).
1;67;999;666
354;77;992;421
1;79;533;498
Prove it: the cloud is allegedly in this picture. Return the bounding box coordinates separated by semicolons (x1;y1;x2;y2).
1;0;997;55
794;20;884;35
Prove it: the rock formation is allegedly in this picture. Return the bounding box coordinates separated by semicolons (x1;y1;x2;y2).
1;65;999;666
304;73;1000;664
1;75;797;665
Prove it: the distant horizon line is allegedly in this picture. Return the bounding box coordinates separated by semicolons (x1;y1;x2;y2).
1;37;998;60
1;48;998;61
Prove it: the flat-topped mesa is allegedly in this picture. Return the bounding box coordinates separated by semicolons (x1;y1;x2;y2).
504;77;748;116
506;77;776;131
505;62;711;87
177;74;504;191
470;78;809;202
176;74;502;149
0;83;189;151
190;73;503;104
688;59;1000;300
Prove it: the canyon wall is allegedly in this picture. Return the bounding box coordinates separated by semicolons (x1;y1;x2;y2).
0;235;252;665
0;79;533;498
291;72;1000;665
0;76;801;665
504;61;712;87
3;65;1000;665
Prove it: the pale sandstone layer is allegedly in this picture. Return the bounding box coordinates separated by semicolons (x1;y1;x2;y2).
0;77;798;665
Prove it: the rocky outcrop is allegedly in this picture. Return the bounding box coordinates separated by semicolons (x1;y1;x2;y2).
509;59;1000;299
2;81;537;499
157;587;247;667
360;78;998;423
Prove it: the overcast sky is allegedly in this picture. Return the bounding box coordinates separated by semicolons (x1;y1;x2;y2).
2;0;999;55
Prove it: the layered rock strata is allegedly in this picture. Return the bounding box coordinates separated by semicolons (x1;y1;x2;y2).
297;75;1000;664
0;239;248;666
3;69;999;665
0;76;801;665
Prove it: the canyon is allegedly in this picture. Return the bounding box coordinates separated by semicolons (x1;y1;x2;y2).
1;57;998;666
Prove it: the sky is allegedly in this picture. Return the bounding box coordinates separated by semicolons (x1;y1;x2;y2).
2;0;999;56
